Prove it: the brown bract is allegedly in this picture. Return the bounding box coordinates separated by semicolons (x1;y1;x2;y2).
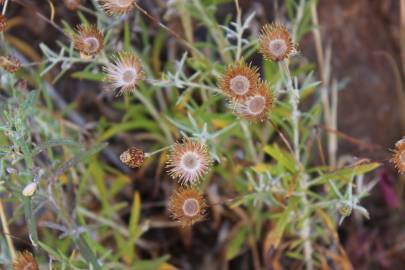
0;55;21;73
219;61;260;101
98;0;136;16
13;251;39;270
0;14;7;32
104;52;144;95
234;82;274;122
166;139;211;186
391;138;405;174
168;188;207;226
72;24;104;58
64;0;81;10
120;147;145;168
258;23;294;62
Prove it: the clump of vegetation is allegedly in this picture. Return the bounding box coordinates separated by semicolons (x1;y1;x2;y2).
0;0;397;269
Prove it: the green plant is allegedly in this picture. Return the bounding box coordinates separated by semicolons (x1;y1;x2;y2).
0;0;381;269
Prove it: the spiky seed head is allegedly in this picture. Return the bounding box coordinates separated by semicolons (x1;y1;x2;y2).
0;14;7;32
103;52;144;95
233;82;274;122
166;139;211;186
0;55;21;73
391;138;405;174
219;61;260;101
64;0;81;10
120;147;144;168
337;202;352;217
98;0;136;16
13;251;39;270
72;24;104;58
258;23;295;62
168;188;206;226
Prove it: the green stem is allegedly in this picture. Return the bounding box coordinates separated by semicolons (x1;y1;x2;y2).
23;197;39;248
133;90;173;143
240;121;258;163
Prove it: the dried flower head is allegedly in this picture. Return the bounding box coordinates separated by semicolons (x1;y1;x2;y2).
167;139;211;186
120;147;145;168
104;52;144;95
219;61;260;101
0;14;6;32
259;23;295;62
168;188;206;226
13;251;39;270
64;0;81;10
72;24;104;58
233;82;274;122
391;138;405;174
0;55;21;73
98;0;136;15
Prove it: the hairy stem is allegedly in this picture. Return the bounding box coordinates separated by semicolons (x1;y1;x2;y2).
280;60;313;270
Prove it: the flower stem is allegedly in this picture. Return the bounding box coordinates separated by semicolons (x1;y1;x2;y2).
280;60;313;270
133;90;174;143
0;199;16;260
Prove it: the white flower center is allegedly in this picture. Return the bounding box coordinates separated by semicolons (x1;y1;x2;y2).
247;96;266;115
268;39;287;58
121;68;137;84
230;75;250;95
117;0;132;7
400;151;405;165
181;152;200;171
182;198;199;217
84;37;100;53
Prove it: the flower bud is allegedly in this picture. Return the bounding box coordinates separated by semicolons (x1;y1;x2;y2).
22;182;37;197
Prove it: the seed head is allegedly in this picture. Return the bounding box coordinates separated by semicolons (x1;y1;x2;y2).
219;61;260;102
233;82;274;122
120;147;145;168
0;14;7;32
167;139;211;186
168;188;206;226
72;24;104;58
258;23;295;62
64;0;81;10
13;251;39;270
0;55;21;73
104;52;144;95
391;138;405;174
98;0;136;16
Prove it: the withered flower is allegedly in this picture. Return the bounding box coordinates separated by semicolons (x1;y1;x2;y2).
391;138;405;174
233;82;274;122
120;147;144;168
98;0;136;16
167;139;211;186
13;251;39;270
219;61;260;101
104;52;144;95
258;23;295;62
168;188;207;226
0;55;21;73
72;24;104;58
64;0;81;10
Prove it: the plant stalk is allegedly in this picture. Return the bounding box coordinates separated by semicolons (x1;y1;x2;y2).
280;60;313;270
